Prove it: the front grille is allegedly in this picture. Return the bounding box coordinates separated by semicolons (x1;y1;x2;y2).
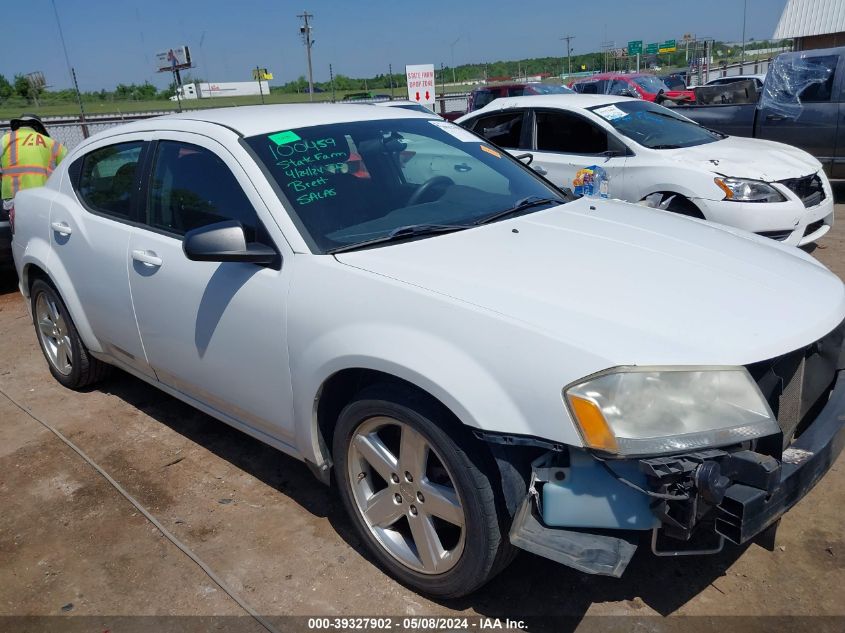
746;319;844;447
778;174;825;208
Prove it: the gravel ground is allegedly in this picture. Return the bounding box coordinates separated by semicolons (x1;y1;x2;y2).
1;199;844;632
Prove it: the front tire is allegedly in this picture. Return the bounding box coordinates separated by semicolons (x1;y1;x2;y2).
30;279;110;389
333;384;512;598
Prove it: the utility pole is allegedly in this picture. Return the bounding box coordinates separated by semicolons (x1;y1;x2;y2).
450;36;461;86
560;35;575;77
298;10;315;101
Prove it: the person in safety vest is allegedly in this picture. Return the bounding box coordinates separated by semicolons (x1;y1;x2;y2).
1;114;67;211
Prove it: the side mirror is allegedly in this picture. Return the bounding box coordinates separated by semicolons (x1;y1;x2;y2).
514;153;534;165
183;220;277;265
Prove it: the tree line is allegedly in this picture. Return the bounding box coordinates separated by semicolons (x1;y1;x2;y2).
0;38;789;104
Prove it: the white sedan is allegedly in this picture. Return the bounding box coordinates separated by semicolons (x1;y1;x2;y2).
10;104;845;597
457;94;833;246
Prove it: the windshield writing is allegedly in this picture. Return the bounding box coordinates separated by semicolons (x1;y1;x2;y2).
247;118;561;253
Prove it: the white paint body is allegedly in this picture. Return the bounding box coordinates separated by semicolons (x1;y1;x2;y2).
10;104;845;476
457;95;834;246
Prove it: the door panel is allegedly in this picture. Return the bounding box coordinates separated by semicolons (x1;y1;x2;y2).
128;135;295;440
529;109;628;198
53;138;153;376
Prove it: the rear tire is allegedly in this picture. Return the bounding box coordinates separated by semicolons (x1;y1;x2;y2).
30;279;111;390
332;383;514;598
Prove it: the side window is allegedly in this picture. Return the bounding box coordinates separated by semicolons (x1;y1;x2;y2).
535;110;609;154
507;87;526;97
607;79;632;96
147;141;259;239
472;89;497;109
471;111;524;148
75;141;143;220
798;55;838;103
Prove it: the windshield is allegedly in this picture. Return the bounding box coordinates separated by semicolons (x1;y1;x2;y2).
588;100;722;149
631;75;670;93
527;84;574;94
246;118;562;253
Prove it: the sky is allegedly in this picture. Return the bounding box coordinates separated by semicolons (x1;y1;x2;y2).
1;0;790;92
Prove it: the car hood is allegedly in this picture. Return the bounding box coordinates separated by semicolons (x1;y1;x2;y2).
664;135;821;182
335;199;845;367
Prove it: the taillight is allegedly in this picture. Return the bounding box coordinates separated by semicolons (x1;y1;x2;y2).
9;204;14;234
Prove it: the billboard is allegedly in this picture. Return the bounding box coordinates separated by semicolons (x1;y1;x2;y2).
156;46;192;72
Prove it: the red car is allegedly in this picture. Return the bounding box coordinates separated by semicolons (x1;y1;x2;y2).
569;72;695;104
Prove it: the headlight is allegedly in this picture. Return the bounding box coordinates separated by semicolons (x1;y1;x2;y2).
564;367;778;456
714;177;786;203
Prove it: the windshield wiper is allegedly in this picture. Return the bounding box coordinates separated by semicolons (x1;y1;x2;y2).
649;144;682;149
473;196;564;226
327;223;471;254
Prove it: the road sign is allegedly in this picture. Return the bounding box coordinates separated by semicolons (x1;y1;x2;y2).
645;42;659;55
627;40;642;55
405;64;435;109
659;39;677;53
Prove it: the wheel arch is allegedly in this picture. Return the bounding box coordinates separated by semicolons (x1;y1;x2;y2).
638;190;706;219
20;258;103;354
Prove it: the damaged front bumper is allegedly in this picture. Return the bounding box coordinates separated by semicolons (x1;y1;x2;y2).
508;369;845;577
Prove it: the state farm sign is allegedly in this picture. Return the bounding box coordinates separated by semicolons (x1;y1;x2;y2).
405;64;435;110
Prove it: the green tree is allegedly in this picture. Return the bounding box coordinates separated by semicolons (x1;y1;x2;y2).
0;74;12;100
13;74;30;99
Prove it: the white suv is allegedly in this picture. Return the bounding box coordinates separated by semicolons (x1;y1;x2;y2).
11;104;845;597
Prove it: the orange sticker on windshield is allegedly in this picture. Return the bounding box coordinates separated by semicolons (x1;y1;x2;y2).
480;145;501;158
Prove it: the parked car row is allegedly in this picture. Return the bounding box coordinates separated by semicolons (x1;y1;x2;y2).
7;98;845;600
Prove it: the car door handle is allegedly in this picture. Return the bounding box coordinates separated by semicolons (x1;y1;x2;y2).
766;113;785;121
532;165;548;176
131;249;162;267
51;221;72;236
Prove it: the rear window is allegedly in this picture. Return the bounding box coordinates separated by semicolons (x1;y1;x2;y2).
74;141;143;220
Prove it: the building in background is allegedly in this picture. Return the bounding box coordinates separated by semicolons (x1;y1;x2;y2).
774;0;845;50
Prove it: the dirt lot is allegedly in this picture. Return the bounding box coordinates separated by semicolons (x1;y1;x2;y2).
2;202;845;632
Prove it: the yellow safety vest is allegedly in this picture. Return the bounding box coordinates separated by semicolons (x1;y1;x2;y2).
0;127;67;199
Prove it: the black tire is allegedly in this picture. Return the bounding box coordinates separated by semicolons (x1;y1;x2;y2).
333;383;514;598
30;279;111;390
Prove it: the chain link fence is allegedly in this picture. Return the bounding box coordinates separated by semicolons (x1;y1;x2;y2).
1;94;471;151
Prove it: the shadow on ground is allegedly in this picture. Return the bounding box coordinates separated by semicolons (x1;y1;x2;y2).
98;370;746;630
0;270;19;295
